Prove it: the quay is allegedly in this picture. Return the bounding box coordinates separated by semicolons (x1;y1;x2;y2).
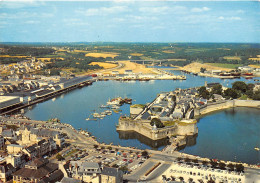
97;68;186;81
0;76;96;115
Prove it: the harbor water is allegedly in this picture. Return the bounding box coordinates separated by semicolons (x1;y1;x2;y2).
24;69;260;164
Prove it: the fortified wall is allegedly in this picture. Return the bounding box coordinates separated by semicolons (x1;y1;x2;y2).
195;99;260;116
116;118;198;141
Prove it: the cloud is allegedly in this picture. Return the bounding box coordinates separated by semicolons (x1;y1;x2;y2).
76;6;129;16
0;12;53;19
139;7;169;14
218;16;241;21
152;25;165;30
0;1;46;9
63;18;89;26
127;15;158;22
24;20;40;24
191;7;211;13
236;10;245;14
113;18;125;22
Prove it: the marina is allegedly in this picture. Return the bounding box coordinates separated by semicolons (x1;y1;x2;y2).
23;69;260;164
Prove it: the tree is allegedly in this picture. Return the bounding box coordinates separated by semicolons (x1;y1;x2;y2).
93;144;98;149
119;165;128;172
202;160;208;166
235;164;244;172
192;159;198;164
211;84;222;95
177;157;182;162
198;86;210;99
56;153;64;161
200;67;207;73
210;160;218;168
141;150;149;158
150;118;164;128
188;178;193;183
224;88;239;99
112;164;119;168
171;95;176;102
170;176;176;181
232;81;247;93
227;163;234;171
218;162;226;170
184;157;191;163
252;90;260;100
179;177;184;182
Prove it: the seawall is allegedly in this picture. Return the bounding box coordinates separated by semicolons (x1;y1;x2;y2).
195;99;260;117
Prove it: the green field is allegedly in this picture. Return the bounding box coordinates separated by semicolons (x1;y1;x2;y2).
206;63;243;69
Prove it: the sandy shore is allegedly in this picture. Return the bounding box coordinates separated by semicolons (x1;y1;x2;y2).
180;62;232;73
76;61;157;77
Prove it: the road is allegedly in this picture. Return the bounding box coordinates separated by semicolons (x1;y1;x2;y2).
245;167;260;183
2;117;260;182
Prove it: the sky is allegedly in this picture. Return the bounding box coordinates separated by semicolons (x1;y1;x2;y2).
0;0;260;43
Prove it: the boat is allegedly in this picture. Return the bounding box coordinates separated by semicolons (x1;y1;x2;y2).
254;147;260;151
112;109;122;113
105;110;112;115
100;105;110;108
107;97;122;105
245;76;253;79
244;73;253;76
111;105;120;109
92;113;101;118
123;98;132;104
86;118;97;121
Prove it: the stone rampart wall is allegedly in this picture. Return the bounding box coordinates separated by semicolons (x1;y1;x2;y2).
117;119;197;140
196;100;260;116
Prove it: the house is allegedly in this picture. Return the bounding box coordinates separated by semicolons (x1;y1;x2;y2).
124;70;133;75
0;135;4;149
0;163;15;182
100;167;123;183
68;161;101;183
23;144;37;159
7;144;23;154
60;177;82;183
12;158;64;183
5;153;27;168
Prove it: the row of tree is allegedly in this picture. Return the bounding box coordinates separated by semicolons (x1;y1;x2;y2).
199;81;260;100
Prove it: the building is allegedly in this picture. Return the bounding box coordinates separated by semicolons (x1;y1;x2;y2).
100;167;123;183
0;163;15;182
60;177;82;183
13;158;64;183
7;144;24;154
68;161;101;183
5;153;27;168
22;138;56;160
0;135;4;149
20;126;64;148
